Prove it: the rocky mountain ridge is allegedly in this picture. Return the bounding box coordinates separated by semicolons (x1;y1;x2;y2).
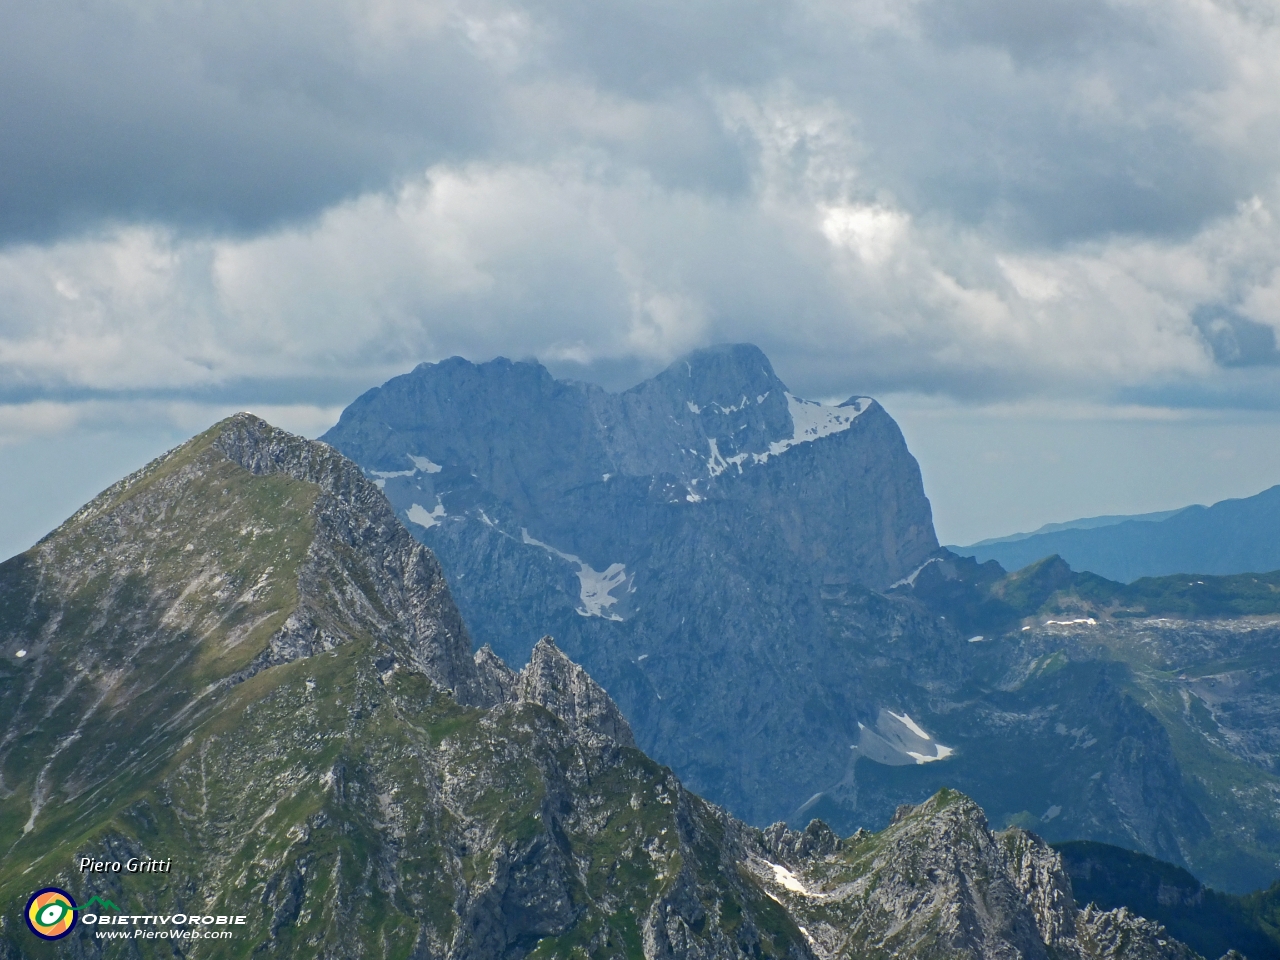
321;344;951;830
318;346;1280;895
0;415;1213;959
754;790;1203;960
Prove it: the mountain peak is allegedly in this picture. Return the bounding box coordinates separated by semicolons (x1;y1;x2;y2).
20;412;493;709
645;342;784;403
515;636;636;747
0;416;821;958
321;344;941;829
752;788;1199;960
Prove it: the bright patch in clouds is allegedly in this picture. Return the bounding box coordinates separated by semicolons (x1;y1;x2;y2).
822;204;908;266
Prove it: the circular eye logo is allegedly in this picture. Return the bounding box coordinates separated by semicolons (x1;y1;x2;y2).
25;887;78;940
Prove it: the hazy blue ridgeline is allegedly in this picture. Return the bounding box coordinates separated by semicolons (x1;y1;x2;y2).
952;485;1280;582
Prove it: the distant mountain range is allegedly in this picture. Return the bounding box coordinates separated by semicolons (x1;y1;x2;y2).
951;485;1280;582
966;508;1192;545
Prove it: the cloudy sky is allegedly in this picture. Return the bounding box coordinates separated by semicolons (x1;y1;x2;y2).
4;0;1280;558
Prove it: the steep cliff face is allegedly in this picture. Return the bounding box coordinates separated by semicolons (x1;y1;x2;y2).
317;346;1257;888
0;417;1217;959
323;343;938;591
321;344;943;827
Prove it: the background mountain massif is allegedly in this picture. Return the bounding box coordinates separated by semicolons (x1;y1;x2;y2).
319;345;1280;895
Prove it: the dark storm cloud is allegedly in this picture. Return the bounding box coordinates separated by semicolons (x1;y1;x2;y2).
4;0;1275;248
0;1;504;242
787;0;1265;244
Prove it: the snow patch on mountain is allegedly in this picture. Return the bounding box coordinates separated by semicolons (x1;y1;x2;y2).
707;438;729;477
700;395;873;477
888;710;931;740
713;395;750;414
521;529;577;563
890;556;943;588
408;455;443;474
768;862;813;896
854;709;954;766
577;563;630;620
407;500;446;529
521;529;632;621
908;745;955;764
707;438;752;477
752;395;873;465
370;454;443;481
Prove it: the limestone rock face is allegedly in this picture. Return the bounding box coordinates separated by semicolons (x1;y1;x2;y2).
325;344;938;592
515;636;637;748
322;344;944;826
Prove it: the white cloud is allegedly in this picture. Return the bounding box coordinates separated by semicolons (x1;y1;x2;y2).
822;205;909;266
0;403;83;447
2;155;1279;420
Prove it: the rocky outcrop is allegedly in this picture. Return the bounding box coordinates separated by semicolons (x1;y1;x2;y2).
514;636;636;747
748;791;1201;960
1075;906;1200;960
213;413;492;704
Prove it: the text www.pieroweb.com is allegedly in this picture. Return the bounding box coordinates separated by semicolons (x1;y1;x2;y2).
84;913;246;940
97;929;234;940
